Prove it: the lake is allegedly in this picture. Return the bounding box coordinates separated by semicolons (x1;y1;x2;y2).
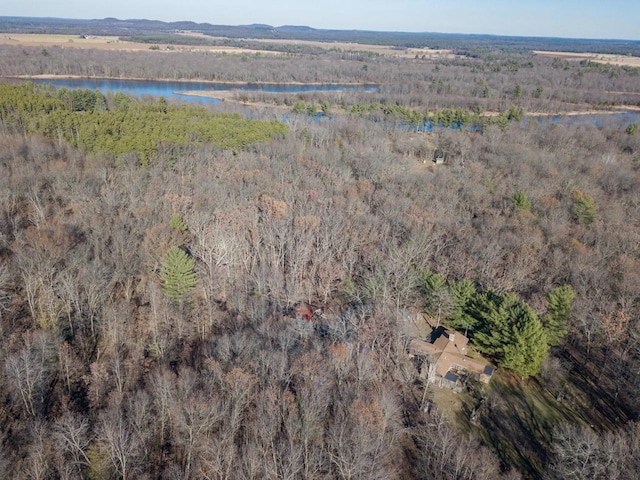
30;77;380;103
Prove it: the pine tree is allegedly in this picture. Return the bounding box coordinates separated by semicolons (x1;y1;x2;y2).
514;84;522;98
572;190;597;225
447;279;477;331
169;213;188;232
471;291;548;378
472;292;519;355
160;246;197;304
422;269;450;327
422;268;445;294
511;190;532;211
544;285;574;346
502;314;549;379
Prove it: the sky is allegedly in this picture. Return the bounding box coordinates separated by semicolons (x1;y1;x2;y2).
3;0;639;40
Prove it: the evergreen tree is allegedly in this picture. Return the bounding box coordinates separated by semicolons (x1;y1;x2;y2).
448;279;477;331
472;292;548;378
169;213;188;232
514;84;522;98
571;190;597;225
502;313;549;379
471;292;518;355
422;269;450;326
422;268;445;294
544;285;574;346
160;246;197;304
511;190;532;211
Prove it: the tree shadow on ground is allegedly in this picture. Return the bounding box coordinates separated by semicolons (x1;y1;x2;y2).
457;365;623;480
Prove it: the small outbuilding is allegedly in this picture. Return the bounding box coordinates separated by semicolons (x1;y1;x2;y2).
433;149;446;165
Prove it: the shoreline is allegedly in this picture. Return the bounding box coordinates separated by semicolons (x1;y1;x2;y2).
525;106;640;116
7;74;375;87
4;75;639;117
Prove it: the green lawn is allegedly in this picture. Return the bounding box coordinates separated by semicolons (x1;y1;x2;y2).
453;357;633;480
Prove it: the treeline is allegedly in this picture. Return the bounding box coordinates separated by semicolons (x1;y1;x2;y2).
0;42;639;479
292;100;523;131
0;83;287;162
124;34;218;46
2;44;639;114
0;91;638;478
0;124;517;479
421;269;574;378
2;16;640;55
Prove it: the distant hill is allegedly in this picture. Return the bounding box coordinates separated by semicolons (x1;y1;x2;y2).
0;16;639;55
243;24;274;29
277;25;318;33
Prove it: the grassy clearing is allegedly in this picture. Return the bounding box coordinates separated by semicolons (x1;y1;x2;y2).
462;371;578;477
431;385;465;420
452;351;634;480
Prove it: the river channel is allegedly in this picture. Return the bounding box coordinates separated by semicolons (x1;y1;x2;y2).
30;77;379;103
21;77;640;127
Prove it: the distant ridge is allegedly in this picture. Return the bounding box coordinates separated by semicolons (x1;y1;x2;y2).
243;24;274;29
0;16;639;55
277;25;317;33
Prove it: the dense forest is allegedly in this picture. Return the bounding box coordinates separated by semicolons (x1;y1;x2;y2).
0;27;639;480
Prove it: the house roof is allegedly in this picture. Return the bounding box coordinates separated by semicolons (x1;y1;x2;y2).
444;371;459;383
411;327;493;379
434;351;491;378
409;338;442;357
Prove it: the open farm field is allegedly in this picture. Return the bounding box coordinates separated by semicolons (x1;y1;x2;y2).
534;49;640;67
0;32;455;58
203;33;457;58
0;33;148;50
0;33;282;55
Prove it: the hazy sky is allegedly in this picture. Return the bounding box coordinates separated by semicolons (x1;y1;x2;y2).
3;0;639;40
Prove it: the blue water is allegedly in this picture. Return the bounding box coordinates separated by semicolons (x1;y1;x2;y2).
30;77;379;104
405;111;640;133
25;77;640;128
523;111;640;128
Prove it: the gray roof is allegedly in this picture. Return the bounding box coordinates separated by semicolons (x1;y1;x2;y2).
444;371;459;383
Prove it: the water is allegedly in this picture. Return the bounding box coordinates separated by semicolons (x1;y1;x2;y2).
23;77;640;128
523;111;640;128
30;77;379;104
406;111;640;133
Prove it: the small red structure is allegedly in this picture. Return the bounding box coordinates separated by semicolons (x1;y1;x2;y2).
293;303;315;321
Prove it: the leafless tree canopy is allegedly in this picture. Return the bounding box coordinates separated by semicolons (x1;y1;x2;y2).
0;35;639;480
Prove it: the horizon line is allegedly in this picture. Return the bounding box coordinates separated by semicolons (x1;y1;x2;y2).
1;15;639;43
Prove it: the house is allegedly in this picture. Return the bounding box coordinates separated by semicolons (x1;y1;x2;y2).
409;326;494;389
